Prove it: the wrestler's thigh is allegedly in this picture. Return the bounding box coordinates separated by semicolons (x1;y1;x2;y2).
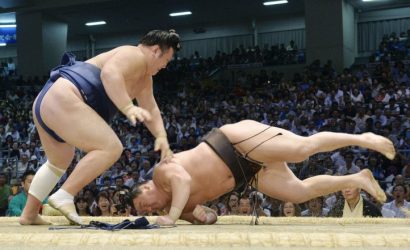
32;96;75;168
220;120;308;163
39;79;121;153
255;162;306;203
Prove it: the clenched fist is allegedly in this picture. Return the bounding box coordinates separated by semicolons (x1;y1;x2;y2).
192;204;207;223
192;205;218;224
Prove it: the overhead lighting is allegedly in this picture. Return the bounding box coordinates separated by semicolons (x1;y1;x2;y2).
0;24;16;28
0;20;15;24
0;43;6;46
85;21;106;26
362;0;378;2
169;11;192;17
263;0;288;5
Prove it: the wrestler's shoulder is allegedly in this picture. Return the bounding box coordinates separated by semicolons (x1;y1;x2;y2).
155;161;186;175
114;45;143;55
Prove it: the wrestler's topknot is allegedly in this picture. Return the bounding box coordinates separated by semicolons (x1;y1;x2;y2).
140;29;181;52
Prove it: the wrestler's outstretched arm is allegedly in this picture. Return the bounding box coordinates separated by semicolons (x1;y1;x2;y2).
156;163;192;225
180;205;218;225
135;79;172;160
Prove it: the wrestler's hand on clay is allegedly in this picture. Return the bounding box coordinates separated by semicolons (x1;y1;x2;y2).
156;215;175;225
155;136;173;161
121;104;152;126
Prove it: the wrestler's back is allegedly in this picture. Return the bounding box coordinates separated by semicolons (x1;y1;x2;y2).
173;143;236;210
85;46;126;68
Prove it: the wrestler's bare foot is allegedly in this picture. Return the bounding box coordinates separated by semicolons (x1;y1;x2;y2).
359;169;386;203
19;214;51;225
362;133;396;160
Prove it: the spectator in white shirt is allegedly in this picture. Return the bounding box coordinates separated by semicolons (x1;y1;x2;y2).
382;184;410;218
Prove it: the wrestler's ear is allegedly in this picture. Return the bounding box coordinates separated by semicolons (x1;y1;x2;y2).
152;45;162;57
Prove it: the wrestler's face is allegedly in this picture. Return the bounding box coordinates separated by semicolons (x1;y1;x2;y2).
133;181;166;214
150;46;174;75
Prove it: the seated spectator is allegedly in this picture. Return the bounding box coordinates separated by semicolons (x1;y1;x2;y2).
368;155;385;182
111;190;131;217
208;202;221;216
8;141;20;159
225;192;240;215
7;170;48;216
16;154;29;177
402;163;410;180
353;158;365;171
99;176;112;191
250;191;268;217
286;40;298;52
299;157;329;179
93;192;113;216
328;187;381;218
301;197;329;217
28;155;41;172
279;201;301;217
7;58;15;76
337;152;360;175
350;88;364;103
0;173;11;216
238;197;252;216
382;184;410;218
19;142;30;158
325;191;343;211
75;196;92;216
139;159;153;181
114;176;125;189
386;174;405;198
83;188;97;213
261;196;282;217
364;192;396;218
124;171;143;188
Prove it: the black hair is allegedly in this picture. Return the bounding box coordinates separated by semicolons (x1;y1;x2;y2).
140;29;181;52
94;191;111;216
22;170;35;182
392;183;408;194
74;196;92;215
127;180;149;209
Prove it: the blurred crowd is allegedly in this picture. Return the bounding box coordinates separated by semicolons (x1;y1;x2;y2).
0;37;409;219
370;30;410;63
